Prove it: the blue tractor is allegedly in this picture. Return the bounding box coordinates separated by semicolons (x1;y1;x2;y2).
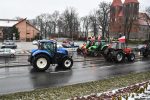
28;40;73;71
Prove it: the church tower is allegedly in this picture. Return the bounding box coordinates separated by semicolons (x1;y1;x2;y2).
110;0;123;37
123;0;139;37
110;0;123;22
123;0;139;20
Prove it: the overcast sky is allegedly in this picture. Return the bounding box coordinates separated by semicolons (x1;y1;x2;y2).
0;0;149;19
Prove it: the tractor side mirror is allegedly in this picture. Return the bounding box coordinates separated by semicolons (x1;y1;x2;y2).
32;40;38;45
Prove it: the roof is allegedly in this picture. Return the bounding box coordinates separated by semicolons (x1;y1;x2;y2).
124;0;139;4
26;21;40;32
0;19;19;27
138;19;149;26
112;0;122;6
138;12;150;26
14;18;40;32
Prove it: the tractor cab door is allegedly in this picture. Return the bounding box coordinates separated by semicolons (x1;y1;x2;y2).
119;42;126;49
42;42;56;56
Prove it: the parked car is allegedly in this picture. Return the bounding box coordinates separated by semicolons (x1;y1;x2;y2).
3;40;15;45
62;41;79;48
0;48;16;57
1;40;17;49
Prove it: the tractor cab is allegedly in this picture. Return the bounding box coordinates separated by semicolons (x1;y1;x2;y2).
104;40;135;63
110;42;126;49
38;40;57;54
109;42;132;54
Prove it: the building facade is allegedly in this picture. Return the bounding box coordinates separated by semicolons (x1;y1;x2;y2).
0;18;40;41
109;0;150;40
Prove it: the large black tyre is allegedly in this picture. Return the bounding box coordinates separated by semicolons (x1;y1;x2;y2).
101;46;108;55
33;54;50;71
115;51;125;63
77;48;81;54
142;52;148;58
60;57;73;69
107;53;112;61
128;53;135;62
92;51;99;57
103;52;112;62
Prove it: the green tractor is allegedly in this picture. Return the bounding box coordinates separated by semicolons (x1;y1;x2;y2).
87;40;108;56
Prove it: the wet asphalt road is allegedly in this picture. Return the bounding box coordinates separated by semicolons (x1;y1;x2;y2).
0;53;150;95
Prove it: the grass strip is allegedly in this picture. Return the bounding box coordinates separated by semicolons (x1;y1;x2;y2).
1;71;150;100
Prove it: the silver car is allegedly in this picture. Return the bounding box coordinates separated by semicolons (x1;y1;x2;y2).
0;48;16;57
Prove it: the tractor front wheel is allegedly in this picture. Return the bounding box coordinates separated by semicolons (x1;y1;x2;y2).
61;57;73;69
33;54;50;71
115;51;125;62
128;53;135;62
143;52;148;58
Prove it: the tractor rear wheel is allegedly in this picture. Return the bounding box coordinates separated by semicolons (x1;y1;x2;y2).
101;46;108;55
115;51;125;62
33;54;50;71
77;48;81;54
128;53;135;62
104;52;112;62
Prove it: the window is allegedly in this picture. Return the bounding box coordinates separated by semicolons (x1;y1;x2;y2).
43;42;55;52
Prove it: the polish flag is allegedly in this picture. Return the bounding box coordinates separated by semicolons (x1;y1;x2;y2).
118;36;125;43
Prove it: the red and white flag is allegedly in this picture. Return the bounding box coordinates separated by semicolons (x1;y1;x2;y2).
118;36;125;43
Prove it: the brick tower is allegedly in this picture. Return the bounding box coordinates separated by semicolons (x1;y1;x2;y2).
109;0;139;39
109;0;123;38
123;0;139;38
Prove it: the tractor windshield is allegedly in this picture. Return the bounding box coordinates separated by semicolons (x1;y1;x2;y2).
111;43;117;49
40;42;55;52
111;42;126;49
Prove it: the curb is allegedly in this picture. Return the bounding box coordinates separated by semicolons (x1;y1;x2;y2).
0;64;30;68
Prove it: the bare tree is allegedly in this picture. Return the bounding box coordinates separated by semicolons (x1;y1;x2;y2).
146;7;150;15
124;17;134;43
61;7;80;40
97;1;111;39
57;16;64;37
81;16;90;39
33;13;55;39
145;7;150;27
145;7;150;40
89;10;98;37
123;3;139;44
51;11;59;34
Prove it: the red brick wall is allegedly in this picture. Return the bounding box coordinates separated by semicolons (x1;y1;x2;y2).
15;20;39;41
